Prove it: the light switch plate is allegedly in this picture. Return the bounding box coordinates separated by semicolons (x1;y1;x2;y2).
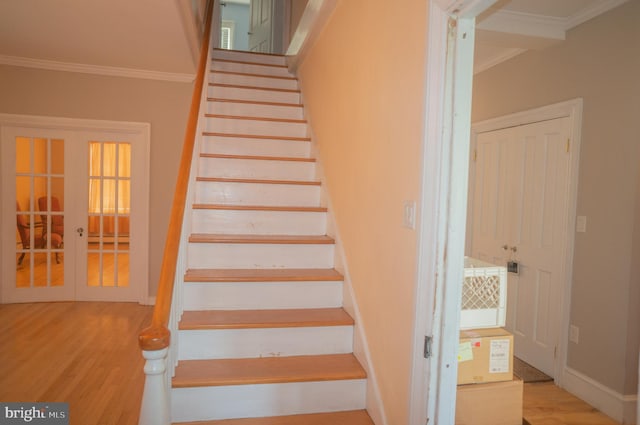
403;201;416;229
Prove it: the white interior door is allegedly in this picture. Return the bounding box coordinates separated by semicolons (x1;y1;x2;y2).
470;117;572;377
74;131;149;302
2;127;76;302
1;118;149;304
249;0;273;53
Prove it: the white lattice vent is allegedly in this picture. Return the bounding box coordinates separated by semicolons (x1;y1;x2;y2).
461;257;507;329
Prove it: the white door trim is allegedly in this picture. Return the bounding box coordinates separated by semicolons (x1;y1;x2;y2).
410;1;497;424
469;98;583;385
0;113;150;305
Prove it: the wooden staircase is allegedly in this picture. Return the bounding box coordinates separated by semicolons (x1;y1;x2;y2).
170;49;373;425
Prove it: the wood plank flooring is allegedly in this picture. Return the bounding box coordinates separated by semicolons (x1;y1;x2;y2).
523;382;621;425
0;302;152;425
0;303;623;425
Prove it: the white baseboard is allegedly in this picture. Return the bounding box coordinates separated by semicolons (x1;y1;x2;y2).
562;367;637;424
146;296;156;306
301;102;387;425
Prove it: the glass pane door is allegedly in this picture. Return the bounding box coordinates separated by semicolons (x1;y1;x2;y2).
3;127;74;303
15;136;65;288
81;140;133;300
88;141;130;287
2;120;148;304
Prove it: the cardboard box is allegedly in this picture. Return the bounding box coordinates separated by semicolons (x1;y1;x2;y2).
456;378;523;425
457;327;513;385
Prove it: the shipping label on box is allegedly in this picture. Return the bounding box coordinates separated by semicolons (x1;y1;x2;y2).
457;327;513;385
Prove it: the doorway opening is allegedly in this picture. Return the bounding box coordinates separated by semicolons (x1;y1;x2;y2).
219;0;289;54
466;100;583;381
1;115;150;304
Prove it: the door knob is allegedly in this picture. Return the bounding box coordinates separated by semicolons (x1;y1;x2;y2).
77;227;84;237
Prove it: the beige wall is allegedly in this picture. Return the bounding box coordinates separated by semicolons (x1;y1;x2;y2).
0;65;193;297
472;1;640;395
289;0;309;41
297;0;429;423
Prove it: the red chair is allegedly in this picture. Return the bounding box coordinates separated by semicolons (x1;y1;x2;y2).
38;196;64;264
15;202;44;265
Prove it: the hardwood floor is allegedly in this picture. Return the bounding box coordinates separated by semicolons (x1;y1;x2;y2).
0;303;624;425
0;302;152;425
524;382;621;425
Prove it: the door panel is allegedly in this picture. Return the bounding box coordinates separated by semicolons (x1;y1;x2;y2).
249;0;273;53
3;128;74;302
470;117;571;377
75;133;147;302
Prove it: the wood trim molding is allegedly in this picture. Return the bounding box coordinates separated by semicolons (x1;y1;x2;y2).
138;0;215;352
0;55;195;83
563;367;638;424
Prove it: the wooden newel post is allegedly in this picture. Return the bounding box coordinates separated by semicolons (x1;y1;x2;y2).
139;326;171;425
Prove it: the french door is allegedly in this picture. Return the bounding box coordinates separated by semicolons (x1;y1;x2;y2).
469;117;572;377
1;117;149;303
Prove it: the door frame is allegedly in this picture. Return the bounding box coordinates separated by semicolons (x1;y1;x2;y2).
0;113;150;304
467;98;584;384
410;1;498;424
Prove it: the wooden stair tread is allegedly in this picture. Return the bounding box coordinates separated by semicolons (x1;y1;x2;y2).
207;98;303;108
195;177;321;186
188;234;334;244
213;58;288;68
202;132;310;142
184;268;344;282
211;70;297;81
179;308;354;330
173;409;374;425
172;354;366;388
192;204;327;212
205;114;306;124
200;153;315;161
209;83;300;93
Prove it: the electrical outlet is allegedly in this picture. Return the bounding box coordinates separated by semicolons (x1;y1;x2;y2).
576;216;587;233
403;201;416;229
569;325;579;344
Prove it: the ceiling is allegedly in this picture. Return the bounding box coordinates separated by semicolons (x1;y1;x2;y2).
0;0;198;82
475;0;629;73
0;0;629;81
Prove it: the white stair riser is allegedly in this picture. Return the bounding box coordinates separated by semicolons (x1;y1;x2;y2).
207;100;304;120
212;61;292;78
171;380;367;422
194;181;321;207
191;209;327;235
199;158;316;180
213;50;286;66
212;72;298;91
205;117;308;138
178;326;353;360
187;243;334;269
209;85;300;104
182;281;343;310
201;136;310;158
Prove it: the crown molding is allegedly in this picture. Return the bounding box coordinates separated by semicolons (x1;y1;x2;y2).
477;0;629;40
565;0;629;30
477;9;566;40
0;55;195;83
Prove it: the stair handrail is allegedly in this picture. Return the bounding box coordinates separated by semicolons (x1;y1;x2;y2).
137;1;216;424
139;0;214;353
